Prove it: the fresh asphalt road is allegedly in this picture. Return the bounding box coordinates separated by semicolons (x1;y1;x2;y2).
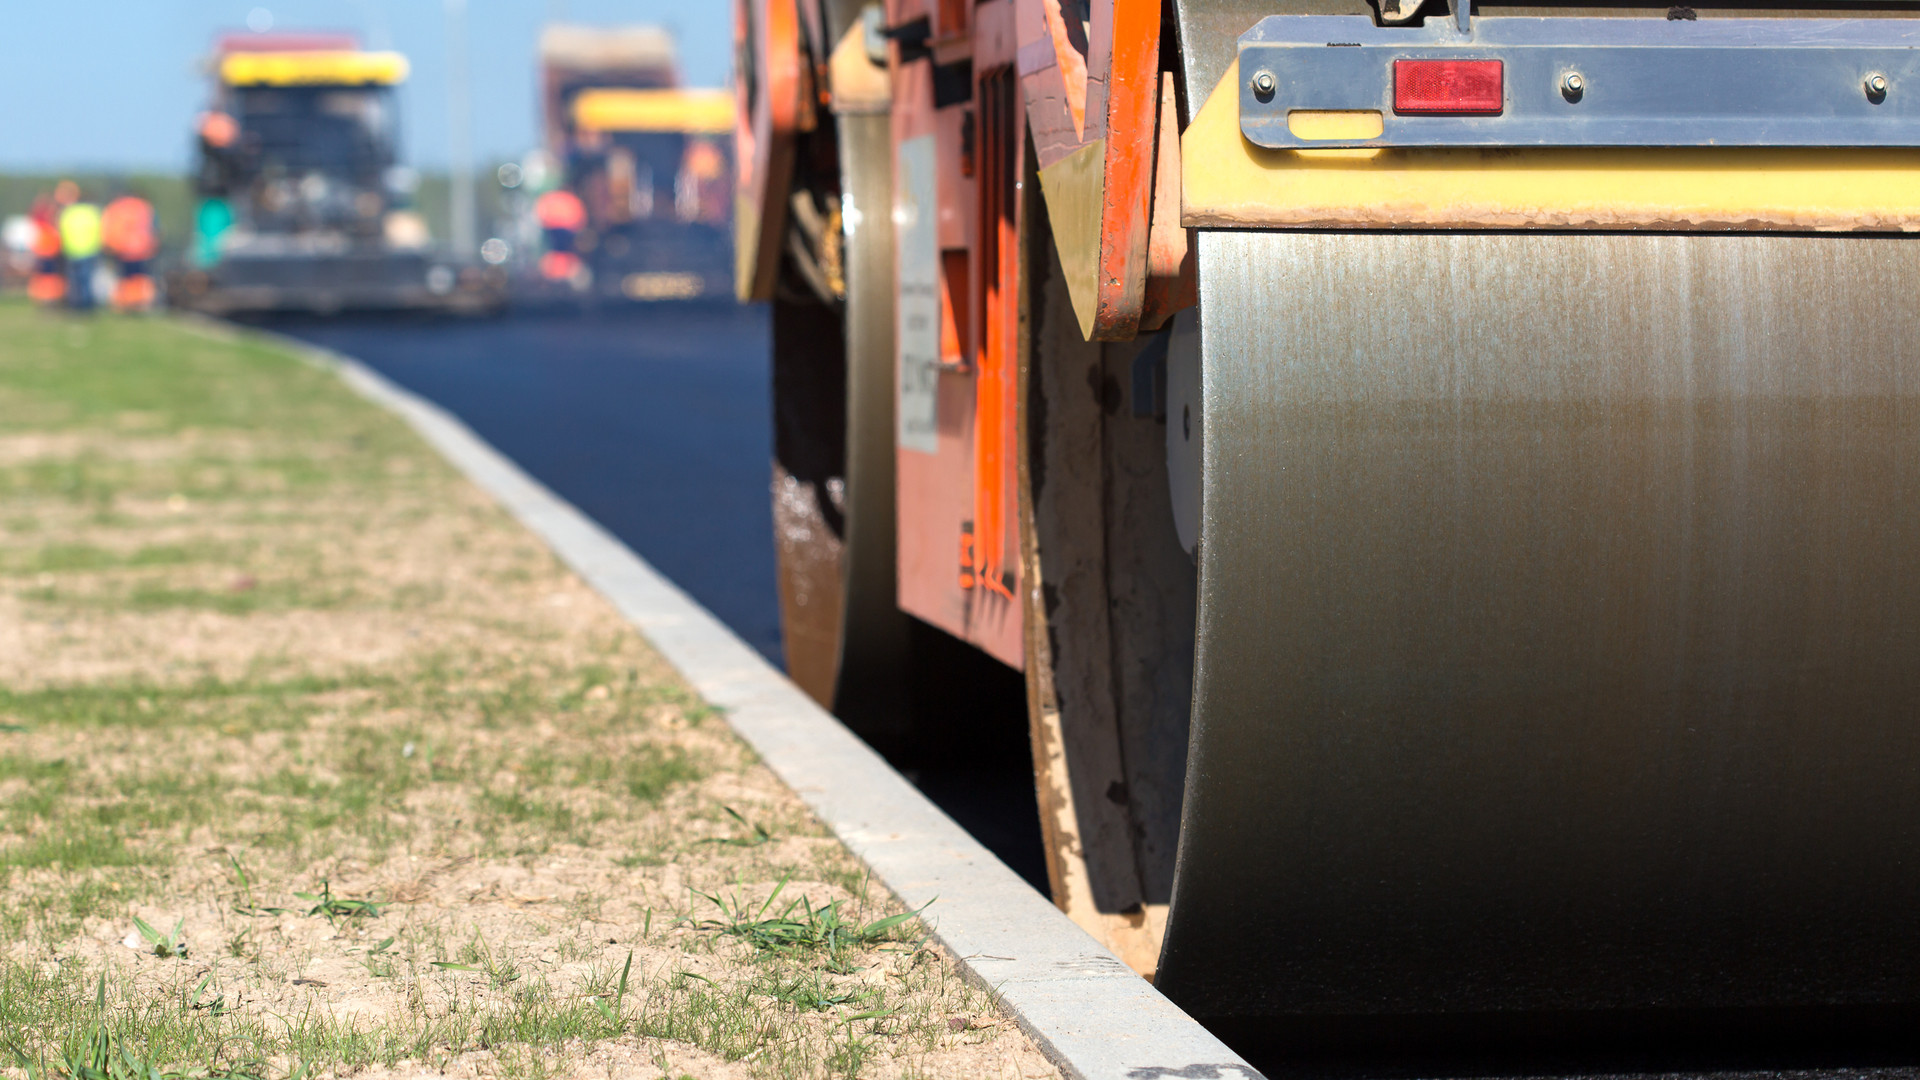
273;303;785;664
267;303;1048;891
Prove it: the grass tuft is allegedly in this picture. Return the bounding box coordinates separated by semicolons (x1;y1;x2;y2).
695;875;927;972
128;915;187;959
236;880;384;924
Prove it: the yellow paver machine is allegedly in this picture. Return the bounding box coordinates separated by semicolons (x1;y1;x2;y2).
534;26;736;300
171;34;503;316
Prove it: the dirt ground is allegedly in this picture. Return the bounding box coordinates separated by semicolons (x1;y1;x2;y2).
0;302;1058;1080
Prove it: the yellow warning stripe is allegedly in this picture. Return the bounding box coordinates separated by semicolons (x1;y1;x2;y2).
220;51;409;88
573;89;735;134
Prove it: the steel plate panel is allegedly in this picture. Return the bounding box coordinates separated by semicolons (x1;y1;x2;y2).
1158;230;1920;1025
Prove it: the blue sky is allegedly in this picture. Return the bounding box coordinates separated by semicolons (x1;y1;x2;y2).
0;1;733;172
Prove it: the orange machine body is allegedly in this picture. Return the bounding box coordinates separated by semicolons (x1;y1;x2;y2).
887;0;1027;666
738;0;1191;669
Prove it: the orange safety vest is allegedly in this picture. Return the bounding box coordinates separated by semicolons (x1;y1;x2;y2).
29;215;62;259
102;196;158;261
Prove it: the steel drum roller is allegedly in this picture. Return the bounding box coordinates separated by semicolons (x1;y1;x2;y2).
1155;231;1920;1025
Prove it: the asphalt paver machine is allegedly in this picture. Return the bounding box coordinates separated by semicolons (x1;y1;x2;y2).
536;25;736;301
734;0;1920;1067
171;33;503;316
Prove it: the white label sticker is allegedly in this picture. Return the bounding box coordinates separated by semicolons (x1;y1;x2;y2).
895;134;940;454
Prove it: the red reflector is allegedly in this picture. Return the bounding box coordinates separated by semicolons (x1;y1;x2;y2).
1394;59;1503;115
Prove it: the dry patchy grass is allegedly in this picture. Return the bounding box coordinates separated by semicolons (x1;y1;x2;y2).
0;303;1056;1080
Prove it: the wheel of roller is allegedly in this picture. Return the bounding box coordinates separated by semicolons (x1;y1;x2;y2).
768;86;909;748
1014;159;1199;980
1155;229;1920;1063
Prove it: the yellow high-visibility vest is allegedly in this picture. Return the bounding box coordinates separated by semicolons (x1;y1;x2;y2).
58;203;104;259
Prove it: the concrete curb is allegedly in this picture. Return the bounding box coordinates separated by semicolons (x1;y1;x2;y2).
256;327;1259;1080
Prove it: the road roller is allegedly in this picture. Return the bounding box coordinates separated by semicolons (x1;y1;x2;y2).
735;0;1920;1065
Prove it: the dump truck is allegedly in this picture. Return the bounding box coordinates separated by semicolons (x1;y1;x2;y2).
536;26;735;300
170;33;503;316
734;0;1920;1065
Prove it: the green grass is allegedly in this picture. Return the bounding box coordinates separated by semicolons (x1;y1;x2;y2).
0;877;141;946
756;971;875;1013
622;746;708;802
0;644;727;965
0;306;410;444
0;961;643;1080
0;759;229;873
236;880;386;924
0;657;717;885
499;742;706;802
0;675;368;732
0;301;438;534
19;577;354;616
0;831;143;873
694;876;924;973
629;970;898;1080
0;540;241;575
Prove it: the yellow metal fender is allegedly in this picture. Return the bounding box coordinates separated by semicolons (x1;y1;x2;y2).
1037;139;1107;341
1183;59;1920;232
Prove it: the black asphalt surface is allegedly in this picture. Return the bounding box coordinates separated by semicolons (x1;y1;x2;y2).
273;303;785;664
265;303;1049;892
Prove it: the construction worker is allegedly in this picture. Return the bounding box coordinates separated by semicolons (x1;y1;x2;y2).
534;187;587;285
680;139;727;224
102;192;159;311
194;111;241;194
56;186;105;311
26;194;66;306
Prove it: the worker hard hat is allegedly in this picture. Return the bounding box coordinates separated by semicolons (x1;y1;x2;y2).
198;111;239;149
535;189;587;231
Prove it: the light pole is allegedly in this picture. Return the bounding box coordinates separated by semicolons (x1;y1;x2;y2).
444;0;476;261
